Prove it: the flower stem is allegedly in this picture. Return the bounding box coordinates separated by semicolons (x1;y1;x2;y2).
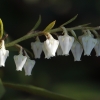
5;26;100;48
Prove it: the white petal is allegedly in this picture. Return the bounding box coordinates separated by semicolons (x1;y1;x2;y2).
71;41;83;61
14;54;27;71
57;45;63;56
44;38;59;56
24;59;35;76
58;34;74;55
78;32;93;44
42;43;52;59
31;41;43;58
94;38;100;56
82;36;97;56
0;40;9;67
0;50;9;67
43;33;59;58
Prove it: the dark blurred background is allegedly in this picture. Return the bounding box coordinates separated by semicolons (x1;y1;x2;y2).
0;0;100;100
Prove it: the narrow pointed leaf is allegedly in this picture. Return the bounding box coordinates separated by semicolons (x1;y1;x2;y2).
43;20;56;32
77;23;91;27
60;14;78;26
3;82;74;100
31;15;41;31
0;19;4;39
0;79;5;99
70;30;83;47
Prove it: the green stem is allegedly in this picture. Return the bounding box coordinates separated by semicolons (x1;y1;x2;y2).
3;82;74;100
91;30;99;38
70;30;83;48
5;26;100;48
5;32;41;47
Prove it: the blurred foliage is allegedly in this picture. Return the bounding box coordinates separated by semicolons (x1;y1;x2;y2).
0;0;100;100
52;82;100;100
0;79;5;99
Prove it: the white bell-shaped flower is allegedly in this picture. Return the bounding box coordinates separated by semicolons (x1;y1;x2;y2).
31;37;43;59
42;44;51;59
78;30;97;56
58;28;74;55
0;40;9;67
14;48;27;71
71;40;83;61
43;33;59;58
56;45;63;56
23;51;36;76
94;38;100;57
78;30;94;44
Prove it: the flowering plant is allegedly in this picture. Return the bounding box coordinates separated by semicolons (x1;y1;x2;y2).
0;15;100;100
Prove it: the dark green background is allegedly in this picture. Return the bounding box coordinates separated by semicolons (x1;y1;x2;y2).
0;0;100;100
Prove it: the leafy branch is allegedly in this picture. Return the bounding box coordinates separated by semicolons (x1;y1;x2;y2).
5;14;100;48
60;14;78;26
5;25;100;48
3;82;74;100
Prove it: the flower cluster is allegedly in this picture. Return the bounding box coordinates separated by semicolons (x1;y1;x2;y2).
31;29;100;62
14;47;36;76
0;16;100;76
1;28;100;76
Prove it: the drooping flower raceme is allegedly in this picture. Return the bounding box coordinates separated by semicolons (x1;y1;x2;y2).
58;28;74;56
78;30;97;56
23;51;36;76
31;37;43;59
94;38;100;57
71;40;83;61
0;40;9;67
42;33;59;59
14;48;27;71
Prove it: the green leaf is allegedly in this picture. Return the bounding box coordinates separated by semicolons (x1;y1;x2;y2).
43;20;56;32
0;79;5;99
60;14;78;26
77;23;91;27
31;15;41;31
70;30;83;47
0;19;4;39
3;82;74;100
